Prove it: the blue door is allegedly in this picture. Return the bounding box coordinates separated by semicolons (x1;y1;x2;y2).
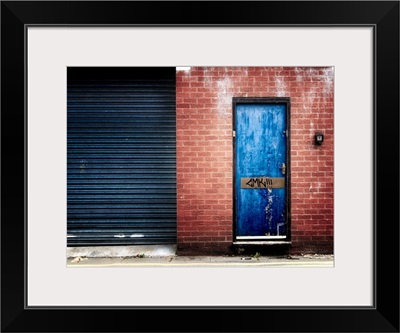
234;99;289;240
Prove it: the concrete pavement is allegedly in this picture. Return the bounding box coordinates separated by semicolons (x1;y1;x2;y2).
67;254;334;267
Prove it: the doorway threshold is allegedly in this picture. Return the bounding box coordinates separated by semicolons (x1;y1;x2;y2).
233;241;291;245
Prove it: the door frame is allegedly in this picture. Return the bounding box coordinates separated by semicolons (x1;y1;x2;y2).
232;97;291;242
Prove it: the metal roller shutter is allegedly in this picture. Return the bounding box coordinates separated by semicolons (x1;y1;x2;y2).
67;67;176;246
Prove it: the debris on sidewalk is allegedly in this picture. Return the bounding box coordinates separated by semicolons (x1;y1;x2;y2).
70;256;88;263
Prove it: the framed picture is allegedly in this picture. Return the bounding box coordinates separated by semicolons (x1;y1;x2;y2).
1;1;399;332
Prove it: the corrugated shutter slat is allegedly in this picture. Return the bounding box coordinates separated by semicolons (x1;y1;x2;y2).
67;68;177;246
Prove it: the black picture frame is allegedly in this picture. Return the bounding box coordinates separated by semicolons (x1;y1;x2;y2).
1;1;399;332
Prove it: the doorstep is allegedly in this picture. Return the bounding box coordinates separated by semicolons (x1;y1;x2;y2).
233;241;292;245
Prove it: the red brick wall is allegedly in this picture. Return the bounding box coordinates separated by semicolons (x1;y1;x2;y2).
176;67;334;255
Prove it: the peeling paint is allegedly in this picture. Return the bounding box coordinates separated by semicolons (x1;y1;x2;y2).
217;76;233;117
307;67;319;76
322;67;334;95
203;67;215;88
275;76;287;97
265;189;274;231
294;67;303;82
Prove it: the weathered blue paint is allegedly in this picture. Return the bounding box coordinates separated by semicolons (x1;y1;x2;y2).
236;103;287;237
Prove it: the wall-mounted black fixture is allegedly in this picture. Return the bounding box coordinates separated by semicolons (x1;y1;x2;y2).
315;132;324;145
